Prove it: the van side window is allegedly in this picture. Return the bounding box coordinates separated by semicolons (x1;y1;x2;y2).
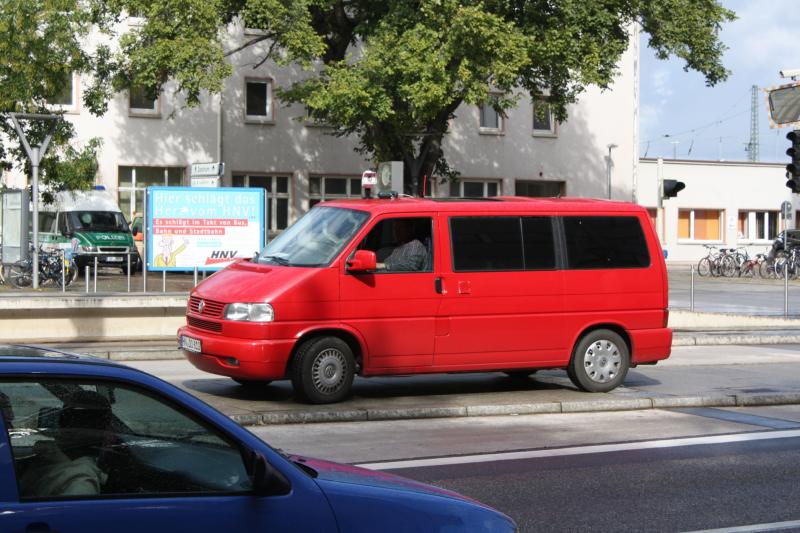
563;216;650;269
358;217;433;272
451;217;524;271
522;217;556;270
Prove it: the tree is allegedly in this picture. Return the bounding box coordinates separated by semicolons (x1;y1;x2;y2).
2;0;736;196
0;0;106;196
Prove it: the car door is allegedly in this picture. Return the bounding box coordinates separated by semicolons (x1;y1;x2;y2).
0;377;336;533
434;214;566;368
339;214;441;371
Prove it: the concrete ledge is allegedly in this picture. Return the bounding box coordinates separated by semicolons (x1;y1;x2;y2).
367;407;467;421
226;391;800;426
674;333;800;346
736;392;800;406
651;395;737;408
466;403;561;416
0;294;187;310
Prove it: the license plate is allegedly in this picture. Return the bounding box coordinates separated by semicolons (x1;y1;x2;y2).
105;256;123;262
181;335;202;353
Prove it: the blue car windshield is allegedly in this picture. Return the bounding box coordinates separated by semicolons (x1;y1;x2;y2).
256;206;369;267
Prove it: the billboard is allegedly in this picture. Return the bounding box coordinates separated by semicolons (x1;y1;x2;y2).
146;186;265;271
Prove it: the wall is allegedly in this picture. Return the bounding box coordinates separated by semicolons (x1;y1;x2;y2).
639;157;798;262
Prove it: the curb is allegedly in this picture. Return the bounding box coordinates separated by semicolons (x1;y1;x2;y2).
672;333;800;346
228;392;800;426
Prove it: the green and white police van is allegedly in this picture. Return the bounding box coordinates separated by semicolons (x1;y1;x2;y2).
38;189;141;274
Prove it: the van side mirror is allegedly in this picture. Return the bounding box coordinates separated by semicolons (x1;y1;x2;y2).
346;250;376;272
249;451;291;497
131;228;139;237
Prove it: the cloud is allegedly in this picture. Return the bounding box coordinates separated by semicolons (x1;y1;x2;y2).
651;69;673;98
723;0;800;73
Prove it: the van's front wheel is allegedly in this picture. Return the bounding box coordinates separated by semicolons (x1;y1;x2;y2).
568;329;629;393
291;337;355;404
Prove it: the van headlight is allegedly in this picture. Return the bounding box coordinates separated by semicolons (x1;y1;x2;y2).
224;303;274;322
79;245;97;253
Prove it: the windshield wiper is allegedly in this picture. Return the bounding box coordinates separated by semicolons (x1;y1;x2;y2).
262;254;290;266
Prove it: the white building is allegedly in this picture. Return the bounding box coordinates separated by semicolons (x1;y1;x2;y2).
3;22;640;238
639;158;798;262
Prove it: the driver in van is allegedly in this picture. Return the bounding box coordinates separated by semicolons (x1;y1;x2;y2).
376;219;427;272
19;390;112;497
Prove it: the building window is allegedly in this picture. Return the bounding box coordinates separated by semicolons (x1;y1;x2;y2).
516;180;564;197
479;95;503;133
232;174;290;235
118;166;184;221
532;99;556;136
738;210;779;241
678;209;723;241
449;179;500;197
309;176;362;208
47;72;79;113
129;86;160;117
245;79;273;123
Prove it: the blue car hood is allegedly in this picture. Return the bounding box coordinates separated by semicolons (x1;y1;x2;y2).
290;454;480;503
288;455;515;532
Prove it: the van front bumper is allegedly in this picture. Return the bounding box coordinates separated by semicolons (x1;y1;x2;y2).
178;325;295;381
630;328;673;364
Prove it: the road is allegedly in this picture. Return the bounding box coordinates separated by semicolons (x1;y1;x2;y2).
668;269;800;316
251;405;800;532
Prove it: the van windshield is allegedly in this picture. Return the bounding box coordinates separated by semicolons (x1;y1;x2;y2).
256;206;369;267
67;211;129;233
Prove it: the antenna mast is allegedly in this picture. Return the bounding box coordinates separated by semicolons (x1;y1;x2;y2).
746;84;760;162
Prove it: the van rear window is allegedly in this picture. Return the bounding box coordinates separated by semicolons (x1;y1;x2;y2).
563;216;649;269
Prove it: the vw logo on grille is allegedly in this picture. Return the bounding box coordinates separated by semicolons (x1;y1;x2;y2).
197;300;206;313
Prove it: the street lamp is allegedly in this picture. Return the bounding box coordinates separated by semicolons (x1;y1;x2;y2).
606;143;618;199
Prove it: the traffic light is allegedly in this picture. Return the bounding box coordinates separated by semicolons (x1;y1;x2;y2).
786;130;800;192
662;179;685;199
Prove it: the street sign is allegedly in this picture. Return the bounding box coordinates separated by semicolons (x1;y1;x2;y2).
766;82;800;128
782;200;793;219
190;176;221;187
190;162;225;177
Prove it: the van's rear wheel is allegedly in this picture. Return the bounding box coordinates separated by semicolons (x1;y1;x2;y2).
568;329;629;393
291;337;355;404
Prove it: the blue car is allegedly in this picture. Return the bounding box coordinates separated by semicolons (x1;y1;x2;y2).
0;346;516;533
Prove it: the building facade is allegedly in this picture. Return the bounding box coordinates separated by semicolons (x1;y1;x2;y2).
639;158;798;262
3;22;640;239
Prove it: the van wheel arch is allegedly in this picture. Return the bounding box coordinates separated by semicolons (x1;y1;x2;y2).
568;325;632;393
285;329;364;378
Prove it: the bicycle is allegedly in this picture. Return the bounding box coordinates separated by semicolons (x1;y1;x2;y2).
697;245;721;277
7;246;78;289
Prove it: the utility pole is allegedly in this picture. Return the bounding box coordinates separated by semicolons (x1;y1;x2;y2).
746;84;760;162
7;113;61;289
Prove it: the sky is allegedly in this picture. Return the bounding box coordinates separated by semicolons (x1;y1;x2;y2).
639;0;800;163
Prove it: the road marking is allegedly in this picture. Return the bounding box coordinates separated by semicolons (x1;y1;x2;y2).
681;519;800;532
672;407;800;430
355;429;800;470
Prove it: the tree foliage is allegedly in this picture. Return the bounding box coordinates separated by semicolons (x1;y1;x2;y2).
1;0;736;195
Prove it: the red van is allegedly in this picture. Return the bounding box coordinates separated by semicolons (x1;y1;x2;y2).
178;197;671;404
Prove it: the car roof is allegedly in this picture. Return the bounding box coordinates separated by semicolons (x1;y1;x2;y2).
0;344;123;368
318;196;646;215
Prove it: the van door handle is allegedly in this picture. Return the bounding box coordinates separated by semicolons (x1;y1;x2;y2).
435;277;443;294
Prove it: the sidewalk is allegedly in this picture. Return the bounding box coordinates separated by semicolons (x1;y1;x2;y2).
34;325;800;362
